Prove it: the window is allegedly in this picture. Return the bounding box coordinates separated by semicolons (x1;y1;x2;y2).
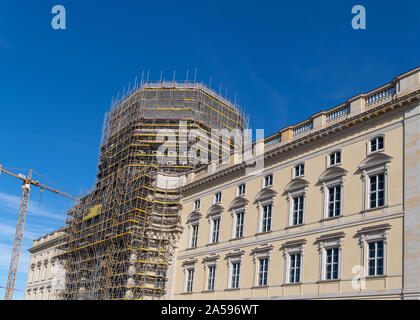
329;151;341;166
207;266;216;291
234;211;245;238
368;241;384;276
211;218;220;243
258;258;269;286
237;183;246;196
263;174;273;187
214;192;222;204
370;136;384;153
295;164;305;177
292;196;304;225
186;269;194;292
261;204;272;232
155;271;166;289
369;174;385;208
325;247;339;280
328;186;341;217
289;253;301;283
190;224;198;248
231;262;241;289
194;199;200;211
43;264;48;280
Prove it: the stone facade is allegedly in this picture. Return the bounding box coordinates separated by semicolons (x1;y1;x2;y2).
24;229;66;300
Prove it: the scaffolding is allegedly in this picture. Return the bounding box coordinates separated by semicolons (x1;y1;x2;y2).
56;79;246;300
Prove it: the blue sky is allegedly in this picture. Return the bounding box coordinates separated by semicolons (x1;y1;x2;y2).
0;0;419;299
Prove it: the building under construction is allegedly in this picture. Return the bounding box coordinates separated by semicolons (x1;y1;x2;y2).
56;80;246;300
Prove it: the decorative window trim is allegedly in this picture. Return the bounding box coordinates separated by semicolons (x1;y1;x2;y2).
367;134;385;155
293;163;305;179
360;161;390;212
255;189;276;234
281;240;306;284
230;207;246;239
327;150;342;168
237;183;246;196
208;215;221;244
321;177;345;220
357;224;391;278
225;250;244;289
194;199;201;211
188;223;199;249
251;245;273;287
287;187;307;227
262;173;273;188
182;259;197;293
214;192;222;204
202;255;220;292
316;232;345;281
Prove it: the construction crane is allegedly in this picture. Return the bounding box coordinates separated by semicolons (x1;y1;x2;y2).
0;164;77;300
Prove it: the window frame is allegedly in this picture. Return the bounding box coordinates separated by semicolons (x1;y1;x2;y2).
262;174;273;188
287;188;307;227
328;150;342;167
214;192;222;204
237;183;246;196
294;163;305;178
369;136;385;154
194;199;201;211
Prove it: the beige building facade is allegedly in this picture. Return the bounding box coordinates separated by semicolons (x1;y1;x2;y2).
24;229;66;300
168;67;420;300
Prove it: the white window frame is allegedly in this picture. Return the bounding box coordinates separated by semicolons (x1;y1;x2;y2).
294;163;305;178
226;252;244;289
237;183;246;196
207;265;216;291
287;188;307;227
194;199;201;211
203;256;219;292
189;223;199;248
209;216;221;244
282;242;305;284
358;225;390;279
183;265;195;293
232;210;245;239
328;150;342;167
368;135;385;154
369;173;386;209
362;164;389;211
259;202;273;233
214;192;222;204
251;246;273;287
317;235;344;281
321;177;345;220
262;174;273;188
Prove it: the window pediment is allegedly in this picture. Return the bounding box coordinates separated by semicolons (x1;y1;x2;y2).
206;204;224;218
358;153;392;170
284;178;309;193
318;167;347;183
186;211;202;223
254;188;277;203
229;196;248;211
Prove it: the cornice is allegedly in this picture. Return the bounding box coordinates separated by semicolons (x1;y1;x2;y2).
183;89;420;191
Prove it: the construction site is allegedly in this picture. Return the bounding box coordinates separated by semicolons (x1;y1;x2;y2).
55;79;247;300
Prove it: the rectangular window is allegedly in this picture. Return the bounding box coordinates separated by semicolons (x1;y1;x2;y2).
328;186;341;217
325;247;339;280
194;199;200;211
264;174;273;187
370;136;384;152
186;269;194;292
214;192;222;204
289;253;301;283
231;262;241;289
211;218;220;243
237;184;246;196
208;266;216;291
368;241;384;276
190;224;198;248
235;212;244;238
369;174;385;208
329;151;341;166
293;196;304;225
295;164;305;177
262;204;272;232
258;258;269;286
155;271;166;289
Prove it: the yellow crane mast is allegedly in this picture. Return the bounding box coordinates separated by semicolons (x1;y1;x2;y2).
0;164;77;300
